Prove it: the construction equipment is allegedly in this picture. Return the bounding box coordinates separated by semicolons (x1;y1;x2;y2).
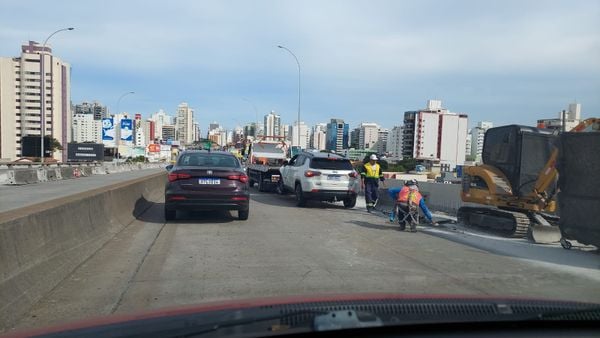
458;118;599;244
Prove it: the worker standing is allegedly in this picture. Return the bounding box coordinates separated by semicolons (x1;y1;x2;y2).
361;154;385;212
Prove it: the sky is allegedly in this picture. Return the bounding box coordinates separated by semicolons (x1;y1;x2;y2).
1;0;598;131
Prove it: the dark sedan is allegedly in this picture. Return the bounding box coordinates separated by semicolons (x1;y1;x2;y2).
164;150;249;221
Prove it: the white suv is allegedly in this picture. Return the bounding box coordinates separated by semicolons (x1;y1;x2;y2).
278;152;360;208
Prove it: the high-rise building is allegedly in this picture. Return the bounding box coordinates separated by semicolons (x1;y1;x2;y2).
176;102;194;145
209;122;220;132
350;127;360;149
280;123;289;141
326;118;349;152
244;123;257;138
359;123;379;150
402;100;468;170
71;114;102;143
469;121;493;162
74;101;107;120
289;121;309;149
193;122;200;143
143;119;155;145
149;109;171;141
376;128;389;154
162;124;176;142
0;41;71;161
263;111;281;140
134;113;145;147
537;103;582;131
387;126;404;161
311;123;327;150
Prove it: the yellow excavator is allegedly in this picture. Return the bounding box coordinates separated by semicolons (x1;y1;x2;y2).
458;118;599;244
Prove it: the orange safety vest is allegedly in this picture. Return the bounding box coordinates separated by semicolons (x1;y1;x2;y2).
397;186;423;205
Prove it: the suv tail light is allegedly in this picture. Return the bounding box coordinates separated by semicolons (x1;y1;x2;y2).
168;172;192;182
348;171;359;178
228;174;249;183
304;170;321;177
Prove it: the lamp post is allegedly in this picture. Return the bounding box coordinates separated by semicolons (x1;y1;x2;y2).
115;91;135;162
39;27;74;162
277;45;301;150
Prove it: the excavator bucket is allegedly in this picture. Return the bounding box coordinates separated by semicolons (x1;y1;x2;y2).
529;225;562;244
529;214;561;244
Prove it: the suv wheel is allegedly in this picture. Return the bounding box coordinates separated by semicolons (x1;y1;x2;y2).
343;196;357;208
295;184;307;207
165;208;176;221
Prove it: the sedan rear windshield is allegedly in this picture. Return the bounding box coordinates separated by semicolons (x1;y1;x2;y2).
309;158;353;170
178;154;240;168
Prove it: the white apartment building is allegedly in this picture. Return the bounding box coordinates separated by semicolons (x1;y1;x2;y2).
537;103;582;131
358;122;379;150
149;109;171;141
289;121;309;149
176;102;194;145
264;111;281;140
72;113;102;143
376;128;389;154
387;126;403;161
0;41;71;161
470;121;493;163
311;123;327;150
403;100;468;170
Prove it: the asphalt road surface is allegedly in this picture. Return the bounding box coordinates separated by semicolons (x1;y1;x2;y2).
11;188;600;332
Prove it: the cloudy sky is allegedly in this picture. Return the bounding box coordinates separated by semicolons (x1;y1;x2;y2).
1;0;598;131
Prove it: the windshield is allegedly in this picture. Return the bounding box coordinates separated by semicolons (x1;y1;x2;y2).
310;158;353;170
178;153;240;168
1;0;599;335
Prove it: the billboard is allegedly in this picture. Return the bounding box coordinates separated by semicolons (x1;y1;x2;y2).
148;144;161;153
102;118;115;147
120;119;133;142
21;136;52;158
67;143;104;162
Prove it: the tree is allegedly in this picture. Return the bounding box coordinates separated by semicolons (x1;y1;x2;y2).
49;138;63;153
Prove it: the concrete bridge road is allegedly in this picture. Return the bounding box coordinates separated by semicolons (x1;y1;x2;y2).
11;190;600;331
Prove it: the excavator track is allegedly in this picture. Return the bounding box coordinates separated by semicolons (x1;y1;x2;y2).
457;206;530;238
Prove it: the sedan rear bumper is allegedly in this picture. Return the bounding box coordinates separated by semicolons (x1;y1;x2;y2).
165;194;249;211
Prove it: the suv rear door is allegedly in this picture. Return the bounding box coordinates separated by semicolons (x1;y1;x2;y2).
308;157;355;190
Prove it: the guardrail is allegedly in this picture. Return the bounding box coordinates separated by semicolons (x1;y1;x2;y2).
0;163;165;185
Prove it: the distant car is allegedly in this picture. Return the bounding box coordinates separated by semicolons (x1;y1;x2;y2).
164;150;249;221
278;152;359;208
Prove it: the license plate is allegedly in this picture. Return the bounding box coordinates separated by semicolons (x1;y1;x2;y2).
198;178;220;185
327;175;341;181
271;175;280;182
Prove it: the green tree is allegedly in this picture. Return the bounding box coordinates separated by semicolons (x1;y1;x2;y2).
49;138;63;152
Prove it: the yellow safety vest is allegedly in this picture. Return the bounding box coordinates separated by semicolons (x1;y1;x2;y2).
362;163;382;179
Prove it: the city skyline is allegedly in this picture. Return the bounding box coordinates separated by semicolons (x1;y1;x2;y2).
0;0;597;131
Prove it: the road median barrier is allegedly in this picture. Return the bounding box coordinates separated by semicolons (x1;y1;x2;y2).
0;171;166;330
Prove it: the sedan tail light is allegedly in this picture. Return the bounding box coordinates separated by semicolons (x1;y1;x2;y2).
304;170;321;177
228;174;249;183
168;172;192;182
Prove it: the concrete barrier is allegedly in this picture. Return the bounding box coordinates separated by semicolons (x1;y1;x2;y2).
60;167;74;179
0;172;166;330
10;169;39;185
46;168;59;181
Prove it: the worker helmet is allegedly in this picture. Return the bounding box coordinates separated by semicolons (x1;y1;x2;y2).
405;179;418;186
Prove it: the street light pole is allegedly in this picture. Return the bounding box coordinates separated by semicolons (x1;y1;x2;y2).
39;27;74;162
277;45;301;150
115;91;135;162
